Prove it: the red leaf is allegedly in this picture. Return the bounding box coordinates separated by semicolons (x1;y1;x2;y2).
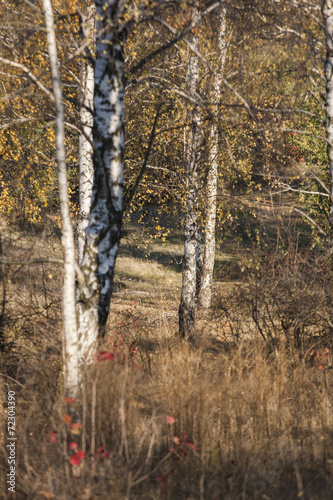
49;431;57;444
96;351;115;362
69;450;85;466
63;414;71;425
69;442;78;451
101;451;110;459
69;455;80;466
185;440;197;451
97;446;104;453
165;415;176;425
65;397;77;404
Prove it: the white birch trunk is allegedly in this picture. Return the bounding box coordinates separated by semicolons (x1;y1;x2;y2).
322;0;333;237
179;13;201;339
78;0;95;263
42;0;79;396
199;6;227;309
77;0;126;363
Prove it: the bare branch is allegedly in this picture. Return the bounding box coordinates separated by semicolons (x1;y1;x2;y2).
293;207;327;236
256;126;328;143
22;0;41;12
0;117;40;130
309;171;330;194
252;107;324;124
130;2;220;75
0;57;54;101
152;16;255;119
275;183;329;197
0;257;63;265
124;103;163;211
146;165;185;184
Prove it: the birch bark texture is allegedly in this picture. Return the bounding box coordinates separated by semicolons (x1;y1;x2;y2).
42;0;79;396
322;0;333;236
179;9;201;339
199;6;227;309
76;0;126;362
78;0;95;263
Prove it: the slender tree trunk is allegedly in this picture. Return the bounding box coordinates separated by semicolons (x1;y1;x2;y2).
78;0;95;263
179;11;201;339
199;6;227;309
42;0;78;396
76;0;126;362
322;0;333;240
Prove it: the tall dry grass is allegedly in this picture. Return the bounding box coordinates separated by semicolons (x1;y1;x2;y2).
1;225;333;499
1;330;333;499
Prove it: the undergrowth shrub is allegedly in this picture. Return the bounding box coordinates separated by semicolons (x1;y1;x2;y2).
214;245;333;350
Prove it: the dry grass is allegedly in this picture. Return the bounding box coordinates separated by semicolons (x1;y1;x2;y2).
1;224;333;499
115;256;176;283
2;334;333;499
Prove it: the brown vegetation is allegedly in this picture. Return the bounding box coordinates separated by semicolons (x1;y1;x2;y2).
1;221;333;499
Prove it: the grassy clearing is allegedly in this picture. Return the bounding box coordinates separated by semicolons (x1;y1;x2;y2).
1;220;333;499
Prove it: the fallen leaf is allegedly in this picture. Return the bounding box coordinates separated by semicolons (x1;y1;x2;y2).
165;415;176;425
48;431;57;444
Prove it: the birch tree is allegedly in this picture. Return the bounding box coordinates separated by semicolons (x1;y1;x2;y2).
42;0;79;396
76;0;127;362
42;0;127;393
78;0;95;263
179;7;201;339
199;5;228;309
322;0;333;238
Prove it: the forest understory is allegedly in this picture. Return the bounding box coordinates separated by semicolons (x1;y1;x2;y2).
1;211;333;500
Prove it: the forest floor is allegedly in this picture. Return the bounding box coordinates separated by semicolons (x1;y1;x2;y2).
1;216;333;499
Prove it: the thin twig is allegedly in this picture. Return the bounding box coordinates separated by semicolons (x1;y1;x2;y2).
119;357;130;462
293;207;327;236
0;57;54;101
0;257;63;265
124;103;163;211
91;368;99;457
129;2;220;75
0;117;40;130
130;451;173;487
144;409;156;473
0;374;25;388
